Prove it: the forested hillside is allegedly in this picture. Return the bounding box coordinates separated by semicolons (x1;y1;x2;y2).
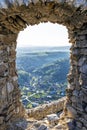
16;47;70;108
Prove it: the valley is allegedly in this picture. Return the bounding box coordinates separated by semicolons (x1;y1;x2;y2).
16;46;70;109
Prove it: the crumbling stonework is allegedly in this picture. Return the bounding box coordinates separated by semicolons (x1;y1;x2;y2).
0;33;25;130
27;97;65;120
0;0;87;130
58;25;87;130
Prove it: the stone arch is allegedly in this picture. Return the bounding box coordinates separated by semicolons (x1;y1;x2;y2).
0;0;87;129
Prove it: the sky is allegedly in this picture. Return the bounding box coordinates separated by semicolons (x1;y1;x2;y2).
17;22;70;47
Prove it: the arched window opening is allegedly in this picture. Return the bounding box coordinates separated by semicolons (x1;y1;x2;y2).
16;22;70;109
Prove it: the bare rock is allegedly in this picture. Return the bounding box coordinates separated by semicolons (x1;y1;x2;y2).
46;114;59;125
38;124;48;130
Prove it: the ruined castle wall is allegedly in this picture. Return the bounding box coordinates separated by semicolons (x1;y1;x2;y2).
65;25;87;129
0;0;87;130
27;97;65;120
0;32;24;129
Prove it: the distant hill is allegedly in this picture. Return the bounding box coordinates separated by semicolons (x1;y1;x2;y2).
17;46;70;54
33;59;69;83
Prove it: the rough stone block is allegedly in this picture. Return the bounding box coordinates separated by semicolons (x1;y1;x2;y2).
67;106;77;118
0;117;4;125
0;63;8;77
7;82;14;93
38;124;48;130
80;64;87;74
46;114;59;125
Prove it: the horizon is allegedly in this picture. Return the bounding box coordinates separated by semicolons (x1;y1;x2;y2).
17;45;70;48
16;46;70;53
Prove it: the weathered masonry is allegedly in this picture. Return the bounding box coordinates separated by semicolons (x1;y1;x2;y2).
0;0;87;130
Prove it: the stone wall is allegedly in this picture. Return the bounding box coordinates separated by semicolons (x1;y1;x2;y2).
0;0;87;130
27;97;65;120
0;32;25;130
64;25;87;129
